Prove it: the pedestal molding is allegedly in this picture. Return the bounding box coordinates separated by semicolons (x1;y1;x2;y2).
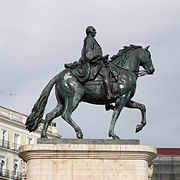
19;144;156;163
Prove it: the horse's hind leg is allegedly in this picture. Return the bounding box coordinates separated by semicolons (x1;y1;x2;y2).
125;100;146;133
41;103;64;138
61;91;84;139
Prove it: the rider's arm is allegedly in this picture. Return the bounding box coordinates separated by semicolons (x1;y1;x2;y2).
85;37;101;63
85;37;96;61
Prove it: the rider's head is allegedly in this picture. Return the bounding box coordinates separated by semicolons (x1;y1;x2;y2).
86;26;96;37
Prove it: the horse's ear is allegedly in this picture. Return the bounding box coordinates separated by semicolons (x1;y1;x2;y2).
145;45;150;50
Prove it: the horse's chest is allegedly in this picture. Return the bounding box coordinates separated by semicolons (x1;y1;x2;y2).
112;74;136;95
119;74;135;86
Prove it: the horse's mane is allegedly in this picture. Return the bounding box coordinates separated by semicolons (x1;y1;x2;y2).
110;44;142;66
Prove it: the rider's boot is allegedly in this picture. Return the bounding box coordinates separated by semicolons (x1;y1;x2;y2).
107;87;112;100
104;77;114;111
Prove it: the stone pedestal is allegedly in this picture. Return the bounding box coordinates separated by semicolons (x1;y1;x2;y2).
18;139;157;180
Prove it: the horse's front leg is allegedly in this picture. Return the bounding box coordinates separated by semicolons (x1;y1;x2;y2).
108;93;130;139
125;100;146;133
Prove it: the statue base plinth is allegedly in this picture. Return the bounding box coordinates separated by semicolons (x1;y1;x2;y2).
19;139;156;180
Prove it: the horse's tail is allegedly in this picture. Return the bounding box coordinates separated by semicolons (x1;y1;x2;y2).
25;75;57;132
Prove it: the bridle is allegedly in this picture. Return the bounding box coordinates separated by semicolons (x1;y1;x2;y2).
111;61;148;77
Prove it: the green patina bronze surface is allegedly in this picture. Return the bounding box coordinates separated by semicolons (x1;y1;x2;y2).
25;26;155;139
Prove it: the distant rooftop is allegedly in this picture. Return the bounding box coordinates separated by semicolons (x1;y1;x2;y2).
0;106;56;127
157;148;180;155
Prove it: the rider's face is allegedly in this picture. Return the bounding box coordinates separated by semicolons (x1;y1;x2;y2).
91;29;96;37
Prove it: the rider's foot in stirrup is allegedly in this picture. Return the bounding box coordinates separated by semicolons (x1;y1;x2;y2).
105;103;115;111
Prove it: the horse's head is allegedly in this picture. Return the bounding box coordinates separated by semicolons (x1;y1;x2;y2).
110;45;155;76
139;46;155;75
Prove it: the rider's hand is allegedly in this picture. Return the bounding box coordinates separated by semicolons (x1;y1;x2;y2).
96;55;102;61
110;55;117;60
103;54;109;60
102;54;109;64
90;55;101;64
91;55;98;61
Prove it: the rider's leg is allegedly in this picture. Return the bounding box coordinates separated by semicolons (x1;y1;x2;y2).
99;68;113;100
104;75;112;100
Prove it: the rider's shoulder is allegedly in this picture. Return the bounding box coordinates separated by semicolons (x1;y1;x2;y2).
85;35;95;43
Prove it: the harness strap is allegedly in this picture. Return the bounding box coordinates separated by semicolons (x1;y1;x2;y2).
111;62;147;77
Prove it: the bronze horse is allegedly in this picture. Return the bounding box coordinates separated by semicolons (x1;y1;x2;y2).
26;45;155;139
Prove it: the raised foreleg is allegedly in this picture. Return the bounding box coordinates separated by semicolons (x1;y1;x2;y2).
125;100;146;133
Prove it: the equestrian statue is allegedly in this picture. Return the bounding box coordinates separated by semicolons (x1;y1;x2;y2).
26;26;155;139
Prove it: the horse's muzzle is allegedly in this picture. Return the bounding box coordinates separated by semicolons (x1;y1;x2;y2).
146;67;155;75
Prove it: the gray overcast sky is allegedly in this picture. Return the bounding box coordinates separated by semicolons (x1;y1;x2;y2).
0;0;180;147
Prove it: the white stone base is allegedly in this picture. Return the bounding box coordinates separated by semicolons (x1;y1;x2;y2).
19;142;156;180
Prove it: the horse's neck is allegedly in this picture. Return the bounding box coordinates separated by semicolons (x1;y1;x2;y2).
113;49;140;72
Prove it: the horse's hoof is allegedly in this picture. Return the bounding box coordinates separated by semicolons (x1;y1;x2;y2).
112;135;120;139
76;131;83;139
136;124;143;133
41;134;48;138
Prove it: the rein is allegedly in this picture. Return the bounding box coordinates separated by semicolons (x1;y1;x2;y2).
111;61;147;77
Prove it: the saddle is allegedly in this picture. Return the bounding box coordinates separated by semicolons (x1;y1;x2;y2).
65;60;119;83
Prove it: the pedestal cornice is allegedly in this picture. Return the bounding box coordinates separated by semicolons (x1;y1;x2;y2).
19;141;156;163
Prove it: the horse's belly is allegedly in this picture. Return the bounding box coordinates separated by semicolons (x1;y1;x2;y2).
82;74;136;104
82;80;107;104
82;79;121;104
